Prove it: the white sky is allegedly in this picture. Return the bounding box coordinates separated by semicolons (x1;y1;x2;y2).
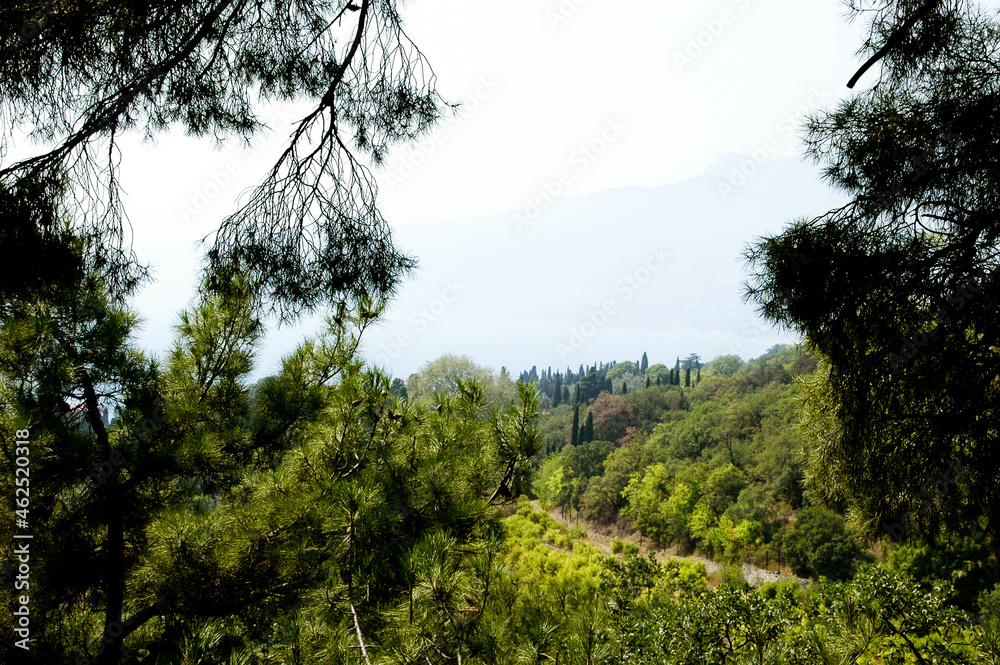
374;0;859;220
100;0;868;378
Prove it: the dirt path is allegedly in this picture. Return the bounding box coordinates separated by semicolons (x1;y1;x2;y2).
530;501;808;588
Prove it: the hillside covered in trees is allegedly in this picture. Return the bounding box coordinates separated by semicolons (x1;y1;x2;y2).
5;0;1000;662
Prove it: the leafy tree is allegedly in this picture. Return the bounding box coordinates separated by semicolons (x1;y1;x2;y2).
645;363;670;383
794;566;971;663
534;457;572;510
581;443;643;523
887;535;999;611
784;506;861;580
706;355;744;378
703;464;748;515
587;392;630;444
605;360;640;379
622;464;672;546
562;441;614;485
406;354;514;407
0;0;444;317
744;0;1000;554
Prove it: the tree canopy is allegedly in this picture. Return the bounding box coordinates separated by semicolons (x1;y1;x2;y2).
745;0;1000;554
0;0;444;316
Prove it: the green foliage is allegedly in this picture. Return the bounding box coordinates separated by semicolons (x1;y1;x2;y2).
703;464;747;514
0;270;542;664
706;354;744;378
744;0;1000;555
1;1;445;316
784;506;861;581
405;353;515;407
887;534;999;611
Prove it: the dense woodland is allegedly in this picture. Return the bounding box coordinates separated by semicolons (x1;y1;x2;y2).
5;0;1000;662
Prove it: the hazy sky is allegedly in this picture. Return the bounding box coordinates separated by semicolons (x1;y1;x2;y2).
105;0;867;378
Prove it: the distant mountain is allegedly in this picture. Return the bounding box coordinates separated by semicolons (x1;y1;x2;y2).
128;153;847;380
362;153;847;377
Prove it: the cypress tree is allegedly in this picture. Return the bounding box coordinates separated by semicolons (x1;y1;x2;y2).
563;387;570;404
645;376;651;389
571;405;580;447
641;352;649;374
552;374;562;407
583;411;594;443
685;367;691;388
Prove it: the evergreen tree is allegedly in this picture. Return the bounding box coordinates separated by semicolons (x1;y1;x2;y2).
0;258;542;664
641;352;649;374
582;411;595;443
390;377;408;399
563;386;570;404
571;405;581;448
744;0;1000;552
622;381;628;395
553;374;563;408
0;0;444;318
685;367;691;388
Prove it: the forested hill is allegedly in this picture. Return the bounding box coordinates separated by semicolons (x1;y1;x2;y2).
523;347;835;570
509;345;996;599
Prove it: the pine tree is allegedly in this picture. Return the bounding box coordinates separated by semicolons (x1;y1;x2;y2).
0;0;444;317
0;257;543;664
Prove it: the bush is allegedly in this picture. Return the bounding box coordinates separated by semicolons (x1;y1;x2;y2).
783;507;860;580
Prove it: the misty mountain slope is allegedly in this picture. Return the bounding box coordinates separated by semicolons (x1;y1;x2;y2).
366;154;847;375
